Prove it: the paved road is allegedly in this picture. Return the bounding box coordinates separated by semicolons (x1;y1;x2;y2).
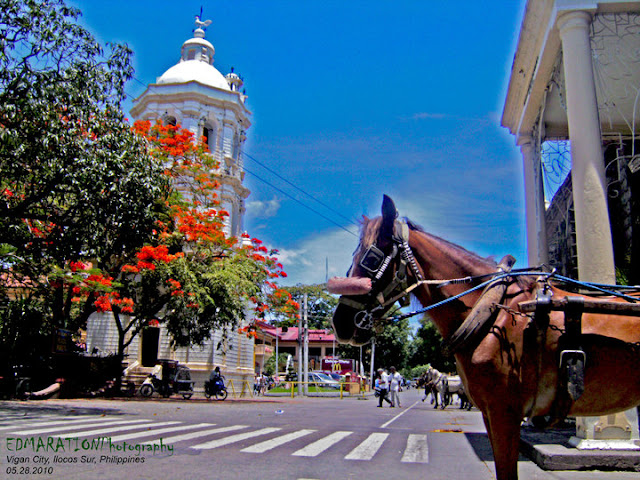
0;390;638;480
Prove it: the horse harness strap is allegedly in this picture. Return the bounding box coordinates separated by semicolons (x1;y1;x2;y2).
440;255;517;356
560;297;586;402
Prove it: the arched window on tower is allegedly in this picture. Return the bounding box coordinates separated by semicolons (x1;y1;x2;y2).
203;123;217;153
164;115;177;127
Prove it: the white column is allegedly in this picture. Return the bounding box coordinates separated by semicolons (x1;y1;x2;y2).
557;10;615;284
557;10;637;449
519;134;548;267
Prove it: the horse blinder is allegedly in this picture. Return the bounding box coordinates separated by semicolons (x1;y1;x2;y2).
359;244;386;276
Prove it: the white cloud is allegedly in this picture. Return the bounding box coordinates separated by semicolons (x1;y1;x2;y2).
276;229;360;286
245;196;281;218
409;112;448;120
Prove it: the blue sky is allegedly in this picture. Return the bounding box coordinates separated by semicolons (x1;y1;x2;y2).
71;0;528;286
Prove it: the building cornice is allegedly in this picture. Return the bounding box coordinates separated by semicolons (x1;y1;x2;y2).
131;81;252;126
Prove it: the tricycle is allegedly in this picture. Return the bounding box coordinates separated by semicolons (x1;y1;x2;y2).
140;359;194;400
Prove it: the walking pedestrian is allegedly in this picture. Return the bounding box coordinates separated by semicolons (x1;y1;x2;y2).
389;366;402;408
376;368;391;407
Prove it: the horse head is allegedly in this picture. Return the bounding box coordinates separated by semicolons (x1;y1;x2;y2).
329;195;419;345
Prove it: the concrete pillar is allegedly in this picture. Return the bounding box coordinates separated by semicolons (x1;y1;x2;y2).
558;10;638;449
519;134;548;267
557;10;615;284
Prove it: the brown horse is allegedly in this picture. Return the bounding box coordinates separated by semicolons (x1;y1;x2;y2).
330;195;640;480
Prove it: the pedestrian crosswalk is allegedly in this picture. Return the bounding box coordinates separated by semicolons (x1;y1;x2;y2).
0;412;430;464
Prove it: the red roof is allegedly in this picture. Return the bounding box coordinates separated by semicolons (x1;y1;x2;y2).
256;322;335;343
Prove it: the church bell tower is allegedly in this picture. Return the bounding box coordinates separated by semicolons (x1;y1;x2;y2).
130;16;251;238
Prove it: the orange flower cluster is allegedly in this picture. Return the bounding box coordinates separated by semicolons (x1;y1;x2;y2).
69;261;88;272
134;120;201;159
137;245;183;262
172;205;227;244
238;324;259;339
65;264;135;314
166;278;184;297
93;292;134;314
121;245;185;274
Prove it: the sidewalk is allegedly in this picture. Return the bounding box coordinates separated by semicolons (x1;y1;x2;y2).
520;425;640;472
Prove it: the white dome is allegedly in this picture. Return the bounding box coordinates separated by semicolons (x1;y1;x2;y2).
157;60;230;91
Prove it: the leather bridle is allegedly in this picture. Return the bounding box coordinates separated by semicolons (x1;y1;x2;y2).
338;219;425;330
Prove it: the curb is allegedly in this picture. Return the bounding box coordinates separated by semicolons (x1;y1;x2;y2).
520;426;640;472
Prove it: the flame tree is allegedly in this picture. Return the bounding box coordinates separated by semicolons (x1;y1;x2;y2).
0;0;297;385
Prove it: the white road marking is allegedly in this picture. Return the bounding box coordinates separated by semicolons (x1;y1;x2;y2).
344;432;389;460
0;413;58;421
0;415;108;431
292;431;352;457
241;429;316;453
61;421;180;438
191;427;281;450
14;419;152;435
380;400;419;429
109;423;215;443
142;425;248;445
401;434;429;463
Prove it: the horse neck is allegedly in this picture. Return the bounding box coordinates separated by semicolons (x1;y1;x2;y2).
409;229;497;339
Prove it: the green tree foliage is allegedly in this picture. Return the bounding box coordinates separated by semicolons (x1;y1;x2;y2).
408;316;455;373
0;0;168;374
404;364;432;381
0;0;168;275
278;284;338;329
336;312;412;373
263;353;289;376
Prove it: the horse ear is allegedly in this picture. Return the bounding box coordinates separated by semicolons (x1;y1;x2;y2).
380;195;397;242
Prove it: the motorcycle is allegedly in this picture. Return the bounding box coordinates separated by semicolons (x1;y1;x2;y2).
204;375;228;401
140;373;172;398
139;360;194;400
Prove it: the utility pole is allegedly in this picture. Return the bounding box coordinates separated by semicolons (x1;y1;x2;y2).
369;338;375;389
297;310;302;396
303;293;309;396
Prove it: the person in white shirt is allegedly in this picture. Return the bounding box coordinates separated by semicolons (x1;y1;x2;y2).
389;366;402;408
376;368;392;407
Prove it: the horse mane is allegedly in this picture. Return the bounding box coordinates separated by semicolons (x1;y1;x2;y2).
404;219;497;267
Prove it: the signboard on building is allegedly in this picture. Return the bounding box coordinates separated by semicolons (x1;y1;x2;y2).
53;328;72;353
321;358;354;374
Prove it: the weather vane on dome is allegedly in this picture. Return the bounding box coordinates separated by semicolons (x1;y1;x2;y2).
195;6;212;30
195;16;212;30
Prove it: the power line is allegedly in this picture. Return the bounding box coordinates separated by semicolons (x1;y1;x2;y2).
241;150;360;228
243;167;358;238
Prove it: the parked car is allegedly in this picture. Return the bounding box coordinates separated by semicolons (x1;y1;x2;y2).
309;372;341;389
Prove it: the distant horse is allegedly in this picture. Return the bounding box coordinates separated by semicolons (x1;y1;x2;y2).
439;373;472;410
329;195;640;480
417;368;442;408
424;367;469;410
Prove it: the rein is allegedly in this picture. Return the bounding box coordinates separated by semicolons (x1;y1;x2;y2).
386;269;640;323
